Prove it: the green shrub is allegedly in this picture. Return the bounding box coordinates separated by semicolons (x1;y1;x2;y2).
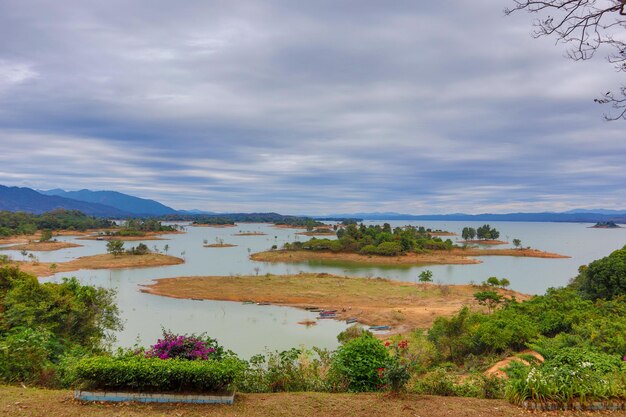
0;327;57;384
74;355;244;393
337;325;373;344
330;334;390;392
237;348;332;393
505;348;626;405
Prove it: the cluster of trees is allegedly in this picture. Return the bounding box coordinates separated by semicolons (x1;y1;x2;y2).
0;265;121;384
284;223;455;256
165;213;325;228
106;241;150;256
461;225;500;241
0;210;113;237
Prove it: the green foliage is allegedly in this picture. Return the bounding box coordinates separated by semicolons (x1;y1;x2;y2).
330;334;390;392
237;348;331;393
0;266;121;385
505;348;626;405
476;224;500;240
473;291;503;313
286;223;456;256
106;239;125;256
0;209;113;236
74;355;244;393
412;369;505;399
39;229;53;242
418;269;433;282
337;325;373;344
573;245;626;301
512;238;522;249
127;242;150;255
461;227;476;240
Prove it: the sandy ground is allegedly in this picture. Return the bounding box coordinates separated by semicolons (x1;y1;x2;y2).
142;273;530;331
14;253;184;277
1;386;618;417
250;248;569;266
0;241;82;251
485;350;545;378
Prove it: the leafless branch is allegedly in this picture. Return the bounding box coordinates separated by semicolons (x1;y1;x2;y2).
506;0;626;120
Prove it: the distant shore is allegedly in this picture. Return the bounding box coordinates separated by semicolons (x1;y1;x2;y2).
250;248;569;266
191;223;236;228
204;243;237;248
77;230;184;241
142;273;530;331
458;239;508;245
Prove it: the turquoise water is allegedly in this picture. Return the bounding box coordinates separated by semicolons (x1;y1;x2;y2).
4;221;624;357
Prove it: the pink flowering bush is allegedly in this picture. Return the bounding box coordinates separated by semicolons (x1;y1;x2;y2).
144;330;224;361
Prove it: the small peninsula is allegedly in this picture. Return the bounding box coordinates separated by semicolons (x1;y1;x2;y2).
142;273;530;331
15;253;184;277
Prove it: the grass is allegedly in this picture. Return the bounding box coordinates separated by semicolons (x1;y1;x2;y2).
0;385;609;417
14;253;184;277
250;248;570;267
142;273;529;330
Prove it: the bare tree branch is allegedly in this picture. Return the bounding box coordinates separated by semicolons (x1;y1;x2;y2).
506;0;626;120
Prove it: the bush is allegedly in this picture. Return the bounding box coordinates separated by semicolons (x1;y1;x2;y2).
74;355;244;393
145;330;225;360
0;327;57;384
237;348;332;393
330;334;390;392
573;245;626;301
505;348;626;405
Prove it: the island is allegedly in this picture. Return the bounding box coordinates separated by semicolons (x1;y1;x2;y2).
251;223;568;266
14;253;184;277
590;221;622;229
141;273;530;331
0;241;82;251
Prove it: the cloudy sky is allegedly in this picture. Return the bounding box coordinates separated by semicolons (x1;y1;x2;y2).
0;0;624;214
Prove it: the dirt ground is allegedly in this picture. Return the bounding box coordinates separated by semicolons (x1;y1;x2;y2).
142;273;530;331
0;241;82;251
1;386;623;417
14;253;184;277
250;247;569;267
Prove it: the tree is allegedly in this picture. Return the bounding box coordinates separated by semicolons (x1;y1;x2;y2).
419;270;434;283
461;227;477;240
39;229;53;242
513;238;522;249
474;291;503;314
573;245;626;300
163;244;169;255
106;239;124;257
506;0;626;120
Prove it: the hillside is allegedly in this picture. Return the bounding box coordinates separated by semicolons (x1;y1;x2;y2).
42;188;177;216
0;185;129;217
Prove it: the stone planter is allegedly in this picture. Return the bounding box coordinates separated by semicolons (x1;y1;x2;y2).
74;390;235;404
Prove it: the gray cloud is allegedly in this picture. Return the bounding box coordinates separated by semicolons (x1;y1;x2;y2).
0;0;623;214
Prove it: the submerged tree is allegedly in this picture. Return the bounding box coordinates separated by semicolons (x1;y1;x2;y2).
506;0;626;120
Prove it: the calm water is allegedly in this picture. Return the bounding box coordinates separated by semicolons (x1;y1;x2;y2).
4;221;625;358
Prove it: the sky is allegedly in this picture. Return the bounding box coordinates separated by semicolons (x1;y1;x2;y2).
0;0;624;215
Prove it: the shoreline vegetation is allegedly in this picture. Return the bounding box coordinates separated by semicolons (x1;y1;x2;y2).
141;273;529;331
0;241;82;251
590;221;622;229
12;253;184;277
458;239;508;245
77;230;183;241
233;232;267;236
250;248;569;266
204;243;238;248
191;223;237;228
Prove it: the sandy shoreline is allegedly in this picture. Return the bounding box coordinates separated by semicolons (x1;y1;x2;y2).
142;273;530;331
15;253;184;277
0;241;82;251
250;248;569;265
250;247;569;266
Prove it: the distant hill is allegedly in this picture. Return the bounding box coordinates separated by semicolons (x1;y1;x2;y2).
42;189;177;216
317;211;626;223
0;185;129;217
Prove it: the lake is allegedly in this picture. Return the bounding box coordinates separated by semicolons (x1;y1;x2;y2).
4;221;625;358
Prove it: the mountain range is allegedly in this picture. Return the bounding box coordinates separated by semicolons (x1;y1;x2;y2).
0;184;625;222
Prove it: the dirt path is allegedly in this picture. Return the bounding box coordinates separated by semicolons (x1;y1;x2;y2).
0;386;617;417
142;273;529;330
